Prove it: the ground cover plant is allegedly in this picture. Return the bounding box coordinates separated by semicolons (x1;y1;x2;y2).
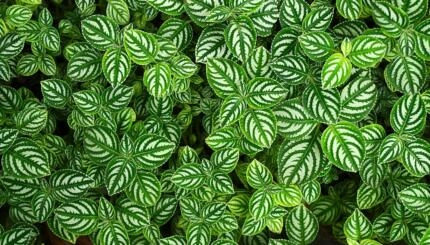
0;0;429;244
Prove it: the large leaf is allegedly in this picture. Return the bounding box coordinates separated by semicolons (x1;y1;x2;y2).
123;29;158;65
239;109;277;148
372;1;408;37
302;84;341;124
50;169;94;202
133;134;175;169
81;15;119;50
340;76;377;122
385;56;427;93
401;138;430;177
105;157;136;195
195;26;232;63
206;58;246;98
273;97;318;140
321;53;352;89
390;94;426;135
2;138;50;179
224;16;256;62
278;133;324;185
343;209;372;240
349;35;386;68
83;126;120;164
245;77;287;109
285;205;319;244
102;48;131;87
55;198;98;235
321;122;366;172
399;183;430;215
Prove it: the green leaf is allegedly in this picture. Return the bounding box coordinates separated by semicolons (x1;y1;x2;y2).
218;95;247;127
278;133;324;185
38;54;57;76
133;134;175;169
385;56;427;93
271;27;300;59
298;32;335;62
31;191;55;222
273;185;302;207
242;216;266;236
414;19;430;61
271;55;308;85
143;62;172;98
105;157;136;195
126;170;161;206
47;216;78;243
0;85;22;113
340;76;377;122
206;127;239;151
0;129;18;153
210;148;239;173
81;15;119;50
279;0;310;29
106;0;130;25
357;184;386;209
206;58;246;98
205;6;232;23
0;228;38;245
349;35;386;68
249;189;273;219
302;7;334;32
102;48;131;87
5;5;32;27
73;90;102;114
17;55;38;76
246;159;273;189
67;50;102;81
224;16;257;63
390;94;426;135
208;171;234;194
372;1;408;37
244;46;272;78
51;169;94;202
39;27;61;52
285;205;319;244
301;180;320;204
0;57;10;81
0;33;25;59
97;221;130;245
1;176;41;201
249;0;279;37
378;134;404;163
98;197;115;220
157;18;192;51
102;85;134;112
246;77;287;109
202;202;226;223
239;109;277;148
123;29;158;65
360;158;387;188
399;184;430;216
229;0;263;14
116;198;150;230
55;198;98;235
321;53;352;89
146;0;184;16
302;84;341;124
388;221;406;242
15;107;48;135
321;122;366;172
171;164;206;189
343;209;372;240
2;138;50;179
336;0;362;20
83;126;120;163
195;26;232;63
41;79;72;108
401;138;430;177
273;97;318;140
186;222;210;245
170;54;197;79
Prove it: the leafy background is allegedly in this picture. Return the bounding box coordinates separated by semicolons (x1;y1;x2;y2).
0;0;430;244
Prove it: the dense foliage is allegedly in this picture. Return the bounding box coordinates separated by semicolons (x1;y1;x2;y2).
0;0;430;244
